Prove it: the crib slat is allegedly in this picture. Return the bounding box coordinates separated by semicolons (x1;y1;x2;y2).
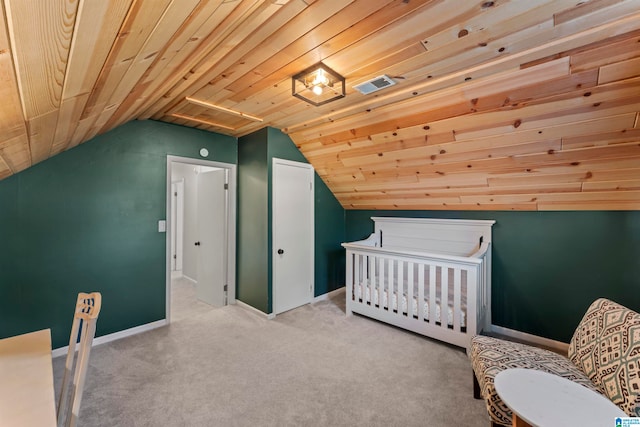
377;256;382;308
398;259;404;317
380;257;385;309
441;267;448;330
353;253;360;303
481;254;488;308
378;257;383;309
347;252;353;288
369;255;375;306
429;265;436;326
453;268;461;332
388;259;394;313
346;251;352;314
374;256;380;308
466;266;479;336
363;254;368;305
362;254;367;303
360;254;366;304
418;263;425;322
384;257;389;310
407;261;414;319
384;258;390;311
461;269;468;330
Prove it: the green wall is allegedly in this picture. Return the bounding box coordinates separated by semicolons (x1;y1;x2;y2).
0;120;236;348
313;174;346;295
345;210;640;343
237;128;270;312
237;128;345;314
9;116;626;347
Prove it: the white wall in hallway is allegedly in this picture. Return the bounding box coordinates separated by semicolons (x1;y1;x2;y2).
171;163;220;282
172;163;197;280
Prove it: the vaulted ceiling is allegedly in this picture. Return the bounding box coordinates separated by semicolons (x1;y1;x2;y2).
1;0;639;210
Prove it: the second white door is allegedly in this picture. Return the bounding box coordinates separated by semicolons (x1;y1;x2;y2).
196;168;227;307
273;158;314;315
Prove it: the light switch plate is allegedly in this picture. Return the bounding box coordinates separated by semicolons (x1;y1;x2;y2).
158;220;166;232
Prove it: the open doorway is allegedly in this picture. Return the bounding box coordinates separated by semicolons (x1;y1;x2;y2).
166;156;236;323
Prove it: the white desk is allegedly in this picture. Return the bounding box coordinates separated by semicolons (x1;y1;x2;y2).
494;368;626;427
0;329;57;427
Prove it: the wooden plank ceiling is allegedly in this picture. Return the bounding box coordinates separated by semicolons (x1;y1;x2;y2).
0;0;639;210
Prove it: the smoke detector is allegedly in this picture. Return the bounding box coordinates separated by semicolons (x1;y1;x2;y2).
353;75;396;95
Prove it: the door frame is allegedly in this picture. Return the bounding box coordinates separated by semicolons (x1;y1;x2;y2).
170;179;184;272
166;155;237;323
272;157;314;315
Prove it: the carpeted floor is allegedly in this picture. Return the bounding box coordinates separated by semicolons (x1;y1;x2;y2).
53;278;488;426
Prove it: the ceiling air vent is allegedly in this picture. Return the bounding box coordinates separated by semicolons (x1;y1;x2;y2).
353;75;396;95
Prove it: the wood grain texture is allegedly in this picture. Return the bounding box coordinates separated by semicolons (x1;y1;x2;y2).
0;0;639;210
3;0;79;117
53;0;132;151
77;0;175;141
0;0;29;172
0;134;30;173
0;330;56;427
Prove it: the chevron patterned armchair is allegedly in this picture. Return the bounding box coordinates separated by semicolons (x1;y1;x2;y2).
468;298;640;426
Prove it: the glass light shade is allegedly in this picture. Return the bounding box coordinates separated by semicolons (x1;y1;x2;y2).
292;62;345;106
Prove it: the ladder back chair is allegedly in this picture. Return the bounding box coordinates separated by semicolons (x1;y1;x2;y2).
57;292;102;427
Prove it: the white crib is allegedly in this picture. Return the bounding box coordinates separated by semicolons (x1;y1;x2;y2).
342;217;494;349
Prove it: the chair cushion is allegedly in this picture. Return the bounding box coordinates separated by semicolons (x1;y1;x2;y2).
469;335;599;426
569;298;640;416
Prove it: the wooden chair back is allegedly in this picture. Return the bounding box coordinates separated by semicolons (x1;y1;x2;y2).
57;292;102;427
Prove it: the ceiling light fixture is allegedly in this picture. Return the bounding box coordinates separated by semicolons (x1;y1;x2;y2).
292;62;345;106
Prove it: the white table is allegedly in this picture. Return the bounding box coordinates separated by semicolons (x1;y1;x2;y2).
494;368;626;427
0;329;57;427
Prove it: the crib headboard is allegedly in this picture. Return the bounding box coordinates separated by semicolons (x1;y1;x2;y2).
372;217;495;257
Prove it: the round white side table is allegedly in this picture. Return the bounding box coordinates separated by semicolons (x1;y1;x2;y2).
494;368;626;427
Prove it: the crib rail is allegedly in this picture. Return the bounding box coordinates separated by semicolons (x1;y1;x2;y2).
343;242;490;349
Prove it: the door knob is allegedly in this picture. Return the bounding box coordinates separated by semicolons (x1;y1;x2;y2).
195;241;201;246
277;249;284;255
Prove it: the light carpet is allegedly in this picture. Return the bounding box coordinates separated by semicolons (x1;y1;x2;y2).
53;281;487;426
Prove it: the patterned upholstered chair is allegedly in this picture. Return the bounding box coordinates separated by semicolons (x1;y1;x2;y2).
468;298;640;426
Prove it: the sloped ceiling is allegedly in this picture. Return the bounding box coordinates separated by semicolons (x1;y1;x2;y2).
0;0;639;210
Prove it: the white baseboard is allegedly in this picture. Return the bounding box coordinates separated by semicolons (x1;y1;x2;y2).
182;274;197;284
490;324;569;353
313;287;345;303
236;291;346;319
51;319;168;358
236;299;276;320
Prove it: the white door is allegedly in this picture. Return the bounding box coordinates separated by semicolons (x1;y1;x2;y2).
196;168;227;307
170;180;184;272
273;159;314;314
